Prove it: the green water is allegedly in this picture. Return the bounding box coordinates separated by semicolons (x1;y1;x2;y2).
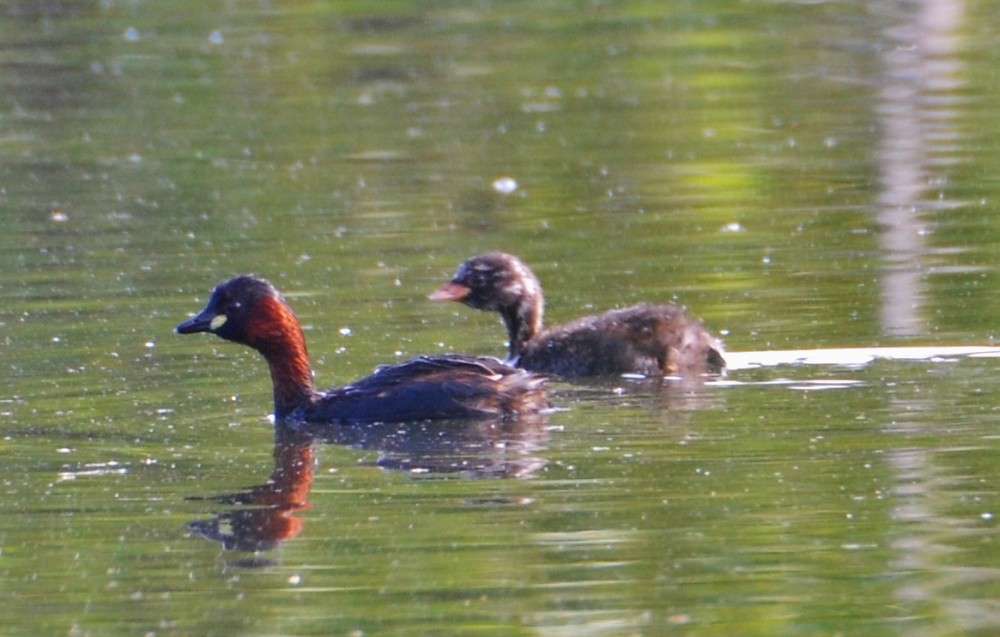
3;1;1000;635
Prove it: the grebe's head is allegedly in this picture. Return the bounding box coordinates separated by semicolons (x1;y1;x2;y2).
430;252;541;313
176;275;288;346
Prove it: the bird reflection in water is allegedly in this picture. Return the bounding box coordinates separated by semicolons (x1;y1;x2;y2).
186;426;315;564
187;413;548;562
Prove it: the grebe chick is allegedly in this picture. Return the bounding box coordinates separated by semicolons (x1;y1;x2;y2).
431;252;725;378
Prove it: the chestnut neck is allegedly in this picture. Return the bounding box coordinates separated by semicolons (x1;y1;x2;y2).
245;297;320;420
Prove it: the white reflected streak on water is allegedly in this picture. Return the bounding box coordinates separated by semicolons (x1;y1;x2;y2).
722;346;1000;371
876;0;966;338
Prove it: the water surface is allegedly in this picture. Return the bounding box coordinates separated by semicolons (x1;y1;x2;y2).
3;1;1000;635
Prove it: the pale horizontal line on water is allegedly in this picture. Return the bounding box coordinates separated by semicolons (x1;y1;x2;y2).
723;346;1000;371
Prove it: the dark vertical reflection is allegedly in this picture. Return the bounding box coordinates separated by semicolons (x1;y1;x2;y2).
877;0;965;337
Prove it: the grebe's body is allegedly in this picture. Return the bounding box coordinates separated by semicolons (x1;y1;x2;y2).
178;276;547;424
432;253;725;378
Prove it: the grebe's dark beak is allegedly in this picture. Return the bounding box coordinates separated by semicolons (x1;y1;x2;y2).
429;282;471;302
176;307;220;334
